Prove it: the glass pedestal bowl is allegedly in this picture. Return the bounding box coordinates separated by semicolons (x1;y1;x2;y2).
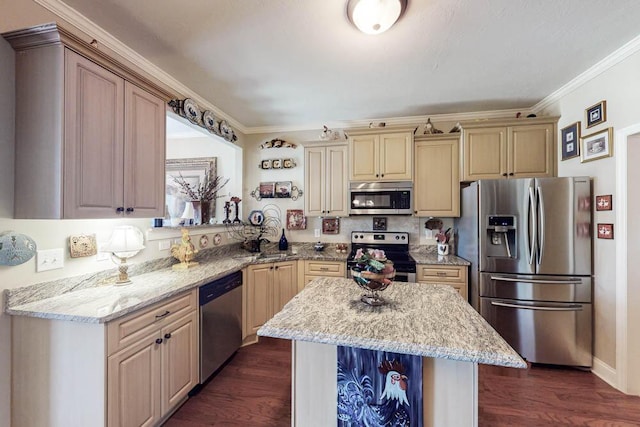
350;268;395;306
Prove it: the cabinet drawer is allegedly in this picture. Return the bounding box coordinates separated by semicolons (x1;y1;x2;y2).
304;260;345;277
107;289;197;356
417;265;467;283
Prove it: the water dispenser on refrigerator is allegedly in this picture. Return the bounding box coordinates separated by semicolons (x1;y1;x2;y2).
486;215;516;259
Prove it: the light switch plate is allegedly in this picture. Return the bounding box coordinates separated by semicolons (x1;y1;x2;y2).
37;248;64;272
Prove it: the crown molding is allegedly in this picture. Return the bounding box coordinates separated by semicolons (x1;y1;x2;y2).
34;0;249;134
245;108;530;135
532;32;640;113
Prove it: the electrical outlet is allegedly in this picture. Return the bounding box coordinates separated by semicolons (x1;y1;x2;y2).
37;248;64;272
314;228;321;238
159;240;171;251
96;243;110;261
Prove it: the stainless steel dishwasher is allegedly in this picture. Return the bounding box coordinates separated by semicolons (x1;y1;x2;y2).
199;270;243;383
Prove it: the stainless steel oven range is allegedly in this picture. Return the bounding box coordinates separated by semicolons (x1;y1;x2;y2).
346;231;416;282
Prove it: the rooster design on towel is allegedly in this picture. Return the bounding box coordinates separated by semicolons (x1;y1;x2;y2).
338;351;419;426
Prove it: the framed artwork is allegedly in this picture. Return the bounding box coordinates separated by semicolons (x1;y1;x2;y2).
165;157;216;223
586;100;606;128
282;158;296;169
560;122;580;160
581;128;613;163
596;195;612;211
322;217;340;234
286;209;306;230
271;159;282;169
373;217;387;231
259;182;275;198
597;223;614;239
275;181;292;198
259;159;272;170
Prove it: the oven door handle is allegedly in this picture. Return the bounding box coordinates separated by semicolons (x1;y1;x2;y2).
489;276;583;285
490;300;583;311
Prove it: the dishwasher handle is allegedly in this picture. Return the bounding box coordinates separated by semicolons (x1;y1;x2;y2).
199;271;243;306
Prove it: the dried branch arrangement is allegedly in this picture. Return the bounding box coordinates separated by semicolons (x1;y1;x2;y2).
172;173;229;201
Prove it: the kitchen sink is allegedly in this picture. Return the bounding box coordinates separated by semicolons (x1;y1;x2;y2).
258;253;288;260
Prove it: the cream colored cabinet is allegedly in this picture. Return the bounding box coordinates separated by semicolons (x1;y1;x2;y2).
304;144;349;216
413;135;460;217
107;291;198;427
5;23;168;219
417;265;468;301
11;289;198;427
244;261;298;343
302;260;346;289
461;117;557;181
348;127;414;182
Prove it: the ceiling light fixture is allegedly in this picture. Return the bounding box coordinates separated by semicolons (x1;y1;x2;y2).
347;0;407;35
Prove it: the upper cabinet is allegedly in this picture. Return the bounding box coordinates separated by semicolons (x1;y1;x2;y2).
304;143;349;217
4;24;170;219
413;135;460;217
347;127;415;182
460;117;558;181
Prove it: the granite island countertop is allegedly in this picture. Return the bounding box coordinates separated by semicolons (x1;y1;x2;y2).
258;277;525;368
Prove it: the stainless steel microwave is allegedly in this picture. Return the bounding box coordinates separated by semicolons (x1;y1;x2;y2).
349;182;413;215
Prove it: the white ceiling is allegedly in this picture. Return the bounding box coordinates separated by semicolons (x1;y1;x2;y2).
56;0;640;131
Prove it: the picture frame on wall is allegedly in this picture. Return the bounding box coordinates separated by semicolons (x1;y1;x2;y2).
597;223;614;239
560;122;580;160
585;100;606;128
581;128;613;163
322;217;340;234
596;194;613;211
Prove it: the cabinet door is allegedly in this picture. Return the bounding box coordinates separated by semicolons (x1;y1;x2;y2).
325;145;349;216
379;132;413;181
161;311;198;415
349;134;379;181
107;335;161;427
273;261;298;313
304;147;326;216
64;49;125;218
414;137;460;217
124;82;166;217
508;123;554;178
462;127;507;181
245;264;274;336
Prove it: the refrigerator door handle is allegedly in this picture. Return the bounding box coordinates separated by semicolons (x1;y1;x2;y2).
526;186;536;265
491;300;583;311
489;275;583;285
537;185;545;266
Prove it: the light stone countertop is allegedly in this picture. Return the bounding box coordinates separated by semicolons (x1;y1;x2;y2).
258;277;525;368
4;244;470;324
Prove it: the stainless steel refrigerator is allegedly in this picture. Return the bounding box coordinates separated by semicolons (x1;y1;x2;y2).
456;177;593;367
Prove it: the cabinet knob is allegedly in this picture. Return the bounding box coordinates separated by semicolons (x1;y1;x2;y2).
270;266;274;270
509;172;514;176
126;207;134;213
116;207;124;213
414;210;418;214
502;173;508;177
164;333;172;340
376;174;379;178
275;265;279;270
155;338;163;345
381;174;384;177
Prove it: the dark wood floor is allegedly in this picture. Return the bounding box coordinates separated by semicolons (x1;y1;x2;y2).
166;338;640;426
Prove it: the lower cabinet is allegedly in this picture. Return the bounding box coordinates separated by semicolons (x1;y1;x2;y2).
417;265;469;301
106;290;198;427
10;289;198;427
244;261;297;344
303;260;346;288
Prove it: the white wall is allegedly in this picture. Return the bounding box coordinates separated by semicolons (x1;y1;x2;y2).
539;47;640;369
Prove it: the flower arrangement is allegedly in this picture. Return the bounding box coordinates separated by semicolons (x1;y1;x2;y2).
172;172;229;202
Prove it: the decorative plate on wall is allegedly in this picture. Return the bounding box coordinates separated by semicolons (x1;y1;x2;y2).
0;231;37;266
183;98;201;125
202;110;219;134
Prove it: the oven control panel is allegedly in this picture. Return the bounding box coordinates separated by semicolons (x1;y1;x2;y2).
350;231;409;245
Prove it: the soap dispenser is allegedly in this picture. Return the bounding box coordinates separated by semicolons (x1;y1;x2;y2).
279;228;288;251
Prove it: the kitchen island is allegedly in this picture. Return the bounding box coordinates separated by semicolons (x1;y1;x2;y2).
258;277;525;427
